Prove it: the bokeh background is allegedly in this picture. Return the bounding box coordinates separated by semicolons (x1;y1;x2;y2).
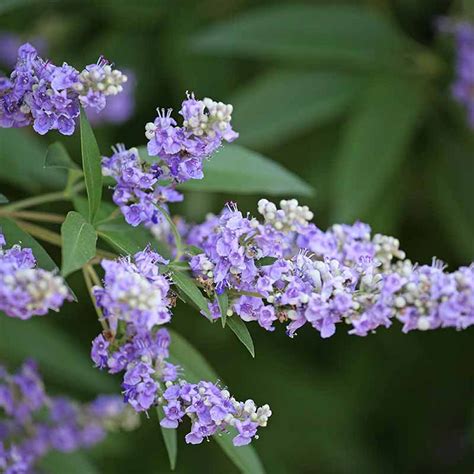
1;0;474;472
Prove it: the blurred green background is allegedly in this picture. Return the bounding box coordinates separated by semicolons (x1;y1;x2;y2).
1;0;474;472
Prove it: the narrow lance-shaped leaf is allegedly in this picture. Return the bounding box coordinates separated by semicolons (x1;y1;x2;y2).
217;291;228;328
192;4;410;70
226;316;255;358
170;270;212;320
331;75;427;222
146;144;313;196
80;109;103;223
157;406;178;470
167;330;265;474
44;142;81;170
61;211;97;277
231;70;361;148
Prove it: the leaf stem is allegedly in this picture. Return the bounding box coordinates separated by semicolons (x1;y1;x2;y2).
1;182;85;212
83;264;108;332
0;210;65;224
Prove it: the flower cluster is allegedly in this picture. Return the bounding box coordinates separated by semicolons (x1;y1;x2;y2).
184;199;474;338
102;145;183;227
0;232;71;319
0;359;138;473
0;43;126;135
93;248;172;333
102;94;237;228
160;380;271;446
90;248;270;446
438;18;474;127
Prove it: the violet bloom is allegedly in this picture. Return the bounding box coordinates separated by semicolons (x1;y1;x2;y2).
0;43;127;135
184;198;474;339
439;19;474;127
0;232;71;319
159;380;271;447
0;360;138;472
93;248;171;334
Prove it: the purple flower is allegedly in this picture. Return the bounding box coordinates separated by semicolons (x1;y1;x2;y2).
0;232;71;319
0;43;126;135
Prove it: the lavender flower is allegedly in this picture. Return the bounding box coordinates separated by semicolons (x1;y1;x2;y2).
184;198;474;338
93;248;171;334
438;18;474;127
0;232;71;319
0;360;138;472
102;93;237;228
159;380;271;447
0;43;127;135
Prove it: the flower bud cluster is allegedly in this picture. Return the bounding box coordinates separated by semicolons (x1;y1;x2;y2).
0;43;125;135
0;232;71;319
160;380;271;447
75;57;127;110
0;360;138;473
258;198;313;231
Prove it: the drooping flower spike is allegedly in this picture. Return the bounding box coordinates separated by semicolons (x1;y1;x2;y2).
0;232;72;319
90;248;271;447
184;199;474;338
0;43;126;135
0;359;139;473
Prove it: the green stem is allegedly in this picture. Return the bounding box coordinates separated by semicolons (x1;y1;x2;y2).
83;264;108;332
1;182;85;212
155;204;184;260
1;191;68;212
0;210;65;224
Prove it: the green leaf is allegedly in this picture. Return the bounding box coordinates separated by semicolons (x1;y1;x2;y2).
192;4;409;69
73;196;116;224
169;144;312;196
45;142;81;170
227;316;255;358
157;407;178;470
170;270;212;319
0;193;8;203
61;211;97;277
217;292;229;328
168;330;218;382
0;217;58;272
429;120;474;260
168;330;264;473
80;109;103;223
0;128;65;193
331;76;428;222
214;431;265;474
231;70;361;148
97;225;170;259
185;245;204;256
0;317;114;394
39;451;99;474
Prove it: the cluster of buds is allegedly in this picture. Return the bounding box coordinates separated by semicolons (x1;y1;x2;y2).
258;198;314;231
